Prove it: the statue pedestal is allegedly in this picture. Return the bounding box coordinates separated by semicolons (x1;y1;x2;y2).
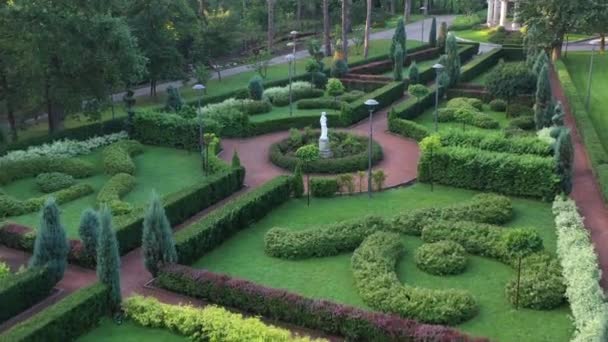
319;138;332;159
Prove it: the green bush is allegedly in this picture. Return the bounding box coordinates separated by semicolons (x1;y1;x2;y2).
489;99;507;112
241;100;272;115
265;216;386;260
35;172;75;193
0;283;109;341
310;178;339;197
414;241;467;275
341;82;406;125
102;140;143;175
174;176;292;264
0;157;94;186
0;184;94;217
97;173;136;215
454;108;500;129
438;129;552;156
388;117;430;141
338;90;365;102
249;76;264;100
485;61;536;101
272;88;325;107
505;254;565;310
509;116;536;130
447;97;483;111
296;98;343;110
0;267;55;324
506;103;534;118
459;48;503;83
418;143;559;199
352;232;477;324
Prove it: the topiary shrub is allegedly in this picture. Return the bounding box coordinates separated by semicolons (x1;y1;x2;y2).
35;173;75;193
447;97;483;111
506;103;534;118
310;178;339;197
485;61;536;101
102;140;143;175
415;241;467;276
248;76;264;100
509;116;536;130
96;173;136;215
489;99;507;112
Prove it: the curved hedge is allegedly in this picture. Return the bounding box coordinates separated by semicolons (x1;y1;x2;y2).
102;140;143;175
414;241;468;275
438;129;552;156
97;173;136;215
0;267;55;324
0;184;94;217
0;157;94;185
351;232;478;325
269;133;383;173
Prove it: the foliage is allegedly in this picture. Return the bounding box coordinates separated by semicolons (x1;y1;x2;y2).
0;262;8;280
96;207;121;309
489;99;507;112
248;76;265;101
246;48;272;79
102;140;143;175
156;264;476;341
292;162;305;199
388;115;430;142
351;232;477;325
325;78;345;99
408;84;430;102
418;145;559;199
437;107;500;130
231;150;241;168
552;101;565;126
123;296;320;342
390;18;406;64
29;198;69;283
336;173;355;194
553;197;608;342
438;22;448;50
330;59;348;78
445;33;461;86
555;128;574;194
485;61;536;102
35;172;75;193
509;116;536;131
142;192;178;277
506;103;534;118
533;52;549;76
0;283;110;342
164;86;183;112
197;98;272;117
194;64;211;85
0;267;55;324
78;209;99;264
449;13;485;31
501;228;544;259
340;81;406;125
0;183;94;217
429;17;437;46
295;144;320;163
438;129;552;156
408;61;419;84
536;64;552;109
414;241;467;275
0;157;94;185
310;178;339;197
372;169;387;191
97;173;136;215
392;44;404;81
174;176;292;264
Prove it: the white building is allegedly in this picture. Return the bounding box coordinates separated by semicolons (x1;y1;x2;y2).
486;0;520;29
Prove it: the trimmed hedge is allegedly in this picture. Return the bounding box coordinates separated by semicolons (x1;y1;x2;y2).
35;173;75;193
351;232;477;325
0;283;109;341
0;157;94;185
296;98;344;110
132;111;204;150
310;178;339;197
418;144;559;199
174;175;292;264
156;264;484;341
387;116;430;141
459;48;503;83
414;241;467;275
0;267;55;325
249;114;344;136
340;82;406;125
438;129;552;156
0;184;94;217
555;60;608;201
102;140;143;175
392;84;444;120
97;173;136;215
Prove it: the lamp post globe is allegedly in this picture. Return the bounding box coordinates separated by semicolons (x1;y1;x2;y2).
364;99;379;198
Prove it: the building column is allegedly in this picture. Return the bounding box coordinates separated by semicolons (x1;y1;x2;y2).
499;0;508;27
512;1;520;29
486;0;494;26
492;0;501;26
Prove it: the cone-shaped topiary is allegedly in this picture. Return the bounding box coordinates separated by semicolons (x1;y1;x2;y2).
142;192;178;277
248;76;264;100
445;33;460;86
409;60;420;85
555;129;574;195
96;206;122;309
429;17;437;46
231;150;241;168
438;22;448;51
390;18;406;63
29;197;69;283
393;44;404;81
536;64;551;107
293;162;304;198
78;208;99;262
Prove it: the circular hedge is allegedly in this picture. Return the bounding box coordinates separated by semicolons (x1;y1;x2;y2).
415;241;468;276
269;130;383;173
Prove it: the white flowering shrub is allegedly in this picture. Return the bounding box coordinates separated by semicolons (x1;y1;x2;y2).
198;98;256;116
263;81;313;102
0;131;128;164
552;197;608;342
537;127;556;145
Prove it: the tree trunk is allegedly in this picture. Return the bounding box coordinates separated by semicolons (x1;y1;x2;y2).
551;35;564;61
424;0;429;15
296;0;302;29
0;73;17;141
346;0;353;33
404;0;411;21
601;33;606;53
45;79;56;134
364;0;372;59
342;0;349;61
267;0;275;53
390;0;396;14
323;0;331;57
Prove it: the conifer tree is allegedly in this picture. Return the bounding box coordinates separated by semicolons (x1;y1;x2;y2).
390;18;406;62
96;206;122;309
231;150;241;168
293;162;304;198
29;197;69;283
409;60;420;84
437;22;448;50
78;208;99;262
393;44;404;81
536;64;552;111
532;51;548;76
445;33;460;86
552;101;565;126
429;17;437;46
142;192;177;277
555;129;574;195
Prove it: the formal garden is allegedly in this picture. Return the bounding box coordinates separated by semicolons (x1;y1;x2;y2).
1;0;608;341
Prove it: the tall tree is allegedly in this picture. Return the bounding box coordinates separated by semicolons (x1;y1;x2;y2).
142;192;178;277
97;206;122;310
536;64;551;109
404;0;412;21
364;0;372;59
555;129;574;195
341;0;349;61
78;208;100;263
429;17;437;46
519;0;579;60
390;18;406;63
582;1;608;52
267;0;275;52
323;0;331;57
445;32;461;86
29;197;69;283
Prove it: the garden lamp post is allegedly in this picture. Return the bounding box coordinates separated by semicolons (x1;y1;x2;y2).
420;7;427;42
286;54;296;116
290;30;298;74
364;99;379;199
585;40;599;112
432;63;444;132
193;83;206;162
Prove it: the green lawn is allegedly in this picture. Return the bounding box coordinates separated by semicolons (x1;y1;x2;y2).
413;102;510;133
1;145;206;237
191;183;573;342
455;28;494;43
564;52;608;151
78;318;186;342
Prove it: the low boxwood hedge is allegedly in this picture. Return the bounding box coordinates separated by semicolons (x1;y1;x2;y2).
0;267;55;325
97;173;136;215
0;283;109;341
35;172;75;193
388;116;430;141
102;140;143;175
414;241;467;275
0;157;94;186
0;184;94;217
310;177;339;197
438;129;552;156
340;81;406;125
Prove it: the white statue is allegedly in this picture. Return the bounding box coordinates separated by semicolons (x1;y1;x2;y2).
320;112;328;140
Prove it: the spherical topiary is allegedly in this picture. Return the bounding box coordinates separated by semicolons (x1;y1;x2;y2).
415;241;467;276
489;99;507;112
35;172;75;193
